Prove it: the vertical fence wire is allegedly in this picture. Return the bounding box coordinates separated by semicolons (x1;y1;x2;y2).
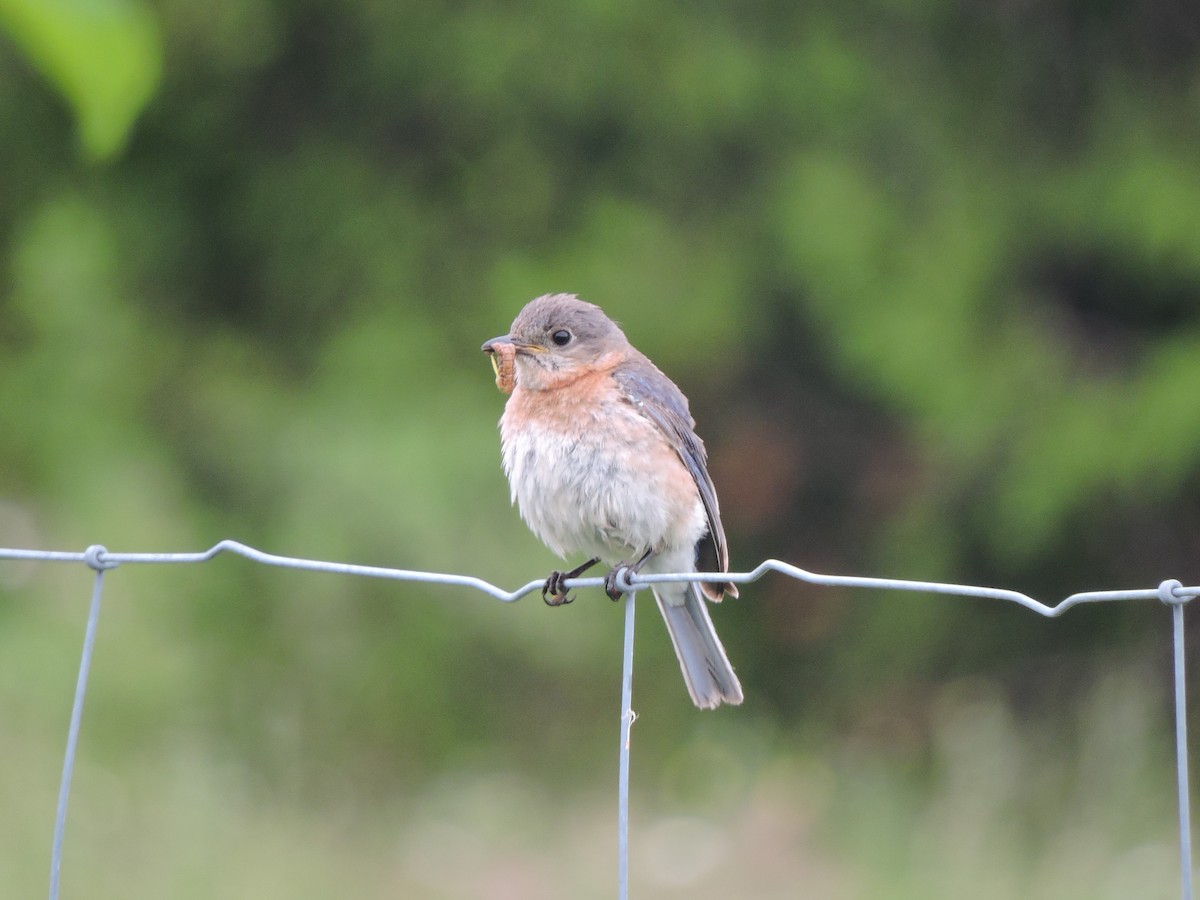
1174;601;1193;900
49;569;107;900
618;590;637;900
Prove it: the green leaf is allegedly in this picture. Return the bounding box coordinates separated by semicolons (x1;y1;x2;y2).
0;0;161;161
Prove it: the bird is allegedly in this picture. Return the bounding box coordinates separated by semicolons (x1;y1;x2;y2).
481;293;743;709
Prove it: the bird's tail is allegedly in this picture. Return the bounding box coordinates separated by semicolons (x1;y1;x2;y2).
653;583;743;709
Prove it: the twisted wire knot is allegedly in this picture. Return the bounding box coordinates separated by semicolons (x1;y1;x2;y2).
1158;579;1187;606
83;545;118;571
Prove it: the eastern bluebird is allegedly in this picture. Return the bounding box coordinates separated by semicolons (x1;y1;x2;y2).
482;293;743;709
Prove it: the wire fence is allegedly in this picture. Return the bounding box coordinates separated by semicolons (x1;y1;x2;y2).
3;540;1197;900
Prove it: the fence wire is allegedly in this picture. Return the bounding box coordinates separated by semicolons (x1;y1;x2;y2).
2;541;1197;900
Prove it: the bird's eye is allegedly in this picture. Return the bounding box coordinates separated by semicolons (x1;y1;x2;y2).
551;329;572;347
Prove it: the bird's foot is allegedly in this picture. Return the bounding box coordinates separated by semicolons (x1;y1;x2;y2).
604;565;632;601
542;570;574;606
541;557;601;607
603;548;656;601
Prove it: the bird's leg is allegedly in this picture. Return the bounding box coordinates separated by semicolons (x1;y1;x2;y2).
604;548;655;601
542;557;601;607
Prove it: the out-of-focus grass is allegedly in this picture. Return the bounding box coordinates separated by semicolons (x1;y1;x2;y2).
829;672;1180;900
2;615;1183;900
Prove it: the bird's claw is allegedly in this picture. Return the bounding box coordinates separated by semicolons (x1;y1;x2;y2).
542;571;574;606
540;557;600;607
604;565;632;601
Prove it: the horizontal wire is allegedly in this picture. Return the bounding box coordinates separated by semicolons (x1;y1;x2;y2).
0;541;1194;615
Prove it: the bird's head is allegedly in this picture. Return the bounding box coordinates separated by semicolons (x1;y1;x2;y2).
481;293;629;392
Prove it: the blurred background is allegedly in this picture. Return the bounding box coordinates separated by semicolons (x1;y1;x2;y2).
2;0;1200;896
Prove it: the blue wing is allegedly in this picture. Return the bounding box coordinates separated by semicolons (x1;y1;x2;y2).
613;356;736;601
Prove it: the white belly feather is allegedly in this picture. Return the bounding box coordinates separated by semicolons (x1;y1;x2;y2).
500;406;705;565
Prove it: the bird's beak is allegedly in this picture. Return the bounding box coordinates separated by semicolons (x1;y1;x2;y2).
481;336;510;385
481;335;512;354
481;336;544;355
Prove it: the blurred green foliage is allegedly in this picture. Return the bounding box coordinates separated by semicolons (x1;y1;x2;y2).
2;0;1199;895
0;0;160;159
